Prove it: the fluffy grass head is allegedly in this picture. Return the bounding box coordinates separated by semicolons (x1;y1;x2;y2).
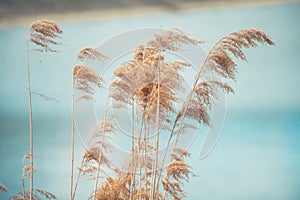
29;20;63;52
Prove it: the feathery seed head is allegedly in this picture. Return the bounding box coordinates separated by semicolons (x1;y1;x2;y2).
72;64;103;98
77;47;109;61
29;20;62;52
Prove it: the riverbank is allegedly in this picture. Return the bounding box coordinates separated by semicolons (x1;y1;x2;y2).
0;0;299;28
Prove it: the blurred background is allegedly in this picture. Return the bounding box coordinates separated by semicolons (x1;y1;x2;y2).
0;0;300;199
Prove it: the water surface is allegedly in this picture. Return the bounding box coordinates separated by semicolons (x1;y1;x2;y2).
0;2;300;199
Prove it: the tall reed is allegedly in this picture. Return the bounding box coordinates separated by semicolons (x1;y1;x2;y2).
8;19;62;200
71;47;107;200
26;20;62;200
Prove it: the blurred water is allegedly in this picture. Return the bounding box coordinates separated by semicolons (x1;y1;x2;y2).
0;2;300;200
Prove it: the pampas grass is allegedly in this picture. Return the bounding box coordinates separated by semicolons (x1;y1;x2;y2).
76;28;273;200
12;22;273;200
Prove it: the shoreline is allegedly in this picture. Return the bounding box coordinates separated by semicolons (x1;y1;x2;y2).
0;0;299;28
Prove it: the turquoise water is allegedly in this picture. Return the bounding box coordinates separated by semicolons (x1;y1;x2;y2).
1;2;300;199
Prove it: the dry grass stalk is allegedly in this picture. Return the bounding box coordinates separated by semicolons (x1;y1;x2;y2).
161;147;194;200
162;159;193;200
76;95;94;101
171;148;191;161
22;154;35;198
177;29;274;129
91;113;117;200
96;173;131;200
28;90;59;102
26;19;62;200
147;27;204;51
72;107;116;200
200;29;274;81
34;189;57;199
77;47;108;61
77;144;113;183
9;189;57;200
73;64;103;97
71;51;107;200
166;160;191;182
158;28;274;199
22;166;36;180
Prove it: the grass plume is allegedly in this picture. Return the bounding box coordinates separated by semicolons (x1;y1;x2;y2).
77;47;109;61
29;20;63;52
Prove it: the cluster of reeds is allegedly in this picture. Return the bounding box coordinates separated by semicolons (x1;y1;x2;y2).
1;19;274;200
70;27;274;200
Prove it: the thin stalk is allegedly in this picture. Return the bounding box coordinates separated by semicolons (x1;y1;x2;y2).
22;174;26;199
142;115;147;195
170;55;210;151
26;40;34;200
150;61;161;200
129;99;135;200
154;122;176;193
136;112;145;197
155;56;210;192
93;94;110;200
137;164;141;198
93;136;104;199
72;159;85;200
163;190;167;200
137;114;146;197
70;78;75;200
135;93;140;198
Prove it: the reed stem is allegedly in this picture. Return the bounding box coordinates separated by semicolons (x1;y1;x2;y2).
26;40;34;200
93;94;110;200
70;78;75;200
150;60;161;200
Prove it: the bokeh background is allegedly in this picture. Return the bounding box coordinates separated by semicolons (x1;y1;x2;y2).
0;0;300;199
